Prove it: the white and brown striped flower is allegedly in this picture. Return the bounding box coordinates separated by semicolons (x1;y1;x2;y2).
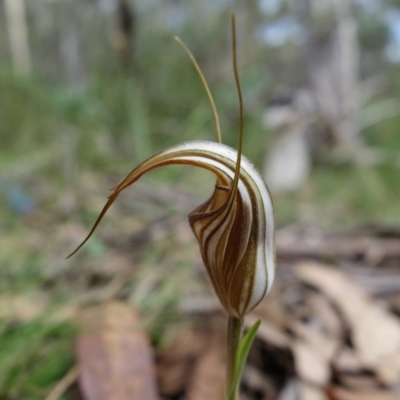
67;139;275;317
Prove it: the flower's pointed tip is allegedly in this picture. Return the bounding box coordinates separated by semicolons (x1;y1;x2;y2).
65;242;84;259
65;192;121;261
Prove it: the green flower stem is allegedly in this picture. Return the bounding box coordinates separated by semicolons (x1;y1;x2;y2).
226;316;243;400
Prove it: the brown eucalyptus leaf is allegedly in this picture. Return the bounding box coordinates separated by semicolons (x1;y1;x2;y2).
296;262;400;385
157;325;209;397
293;340;330;386
76;301;158;400
186;326;226;400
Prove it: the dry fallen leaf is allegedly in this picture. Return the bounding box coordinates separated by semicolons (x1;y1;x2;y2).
296;262;400;385
76;301;158;400
328;385;399;400
186;324;226;400
292;340;330;386
157;324;209;397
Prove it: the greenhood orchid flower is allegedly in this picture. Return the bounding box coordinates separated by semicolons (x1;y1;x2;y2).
68;140;275;318
67;14;275;399
67;16;275;320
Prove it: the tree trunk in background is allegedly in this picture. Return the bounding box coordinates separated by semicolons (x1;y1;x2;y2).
58;0;87;87
306;0;362;155
263;90;314;194
4;0;31;77
116;0;136;70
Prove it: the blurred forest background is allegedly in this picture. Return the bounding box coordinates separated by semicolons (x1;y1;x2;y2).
2;0;400;399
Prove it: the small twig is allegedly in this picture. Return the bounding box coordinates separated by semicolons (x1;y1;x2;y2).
45;366;79;400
